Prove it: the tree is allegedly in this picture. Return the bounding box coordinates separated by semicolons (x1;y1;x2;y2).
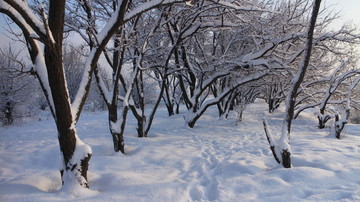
262;75;287;113
63;45;85;102
264;0;322;168
289;25;360;124
1;0;142;189
65;0;187;150
329;76;360;139
127;11;170;138
164;3;272;127
0;47;37;125
0;0;94;188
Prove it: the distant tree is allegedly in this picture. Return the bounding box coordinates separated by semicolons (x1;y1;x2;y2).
288;24;360;125
0;47;37;125
63;45;85;102
262;76;287;113
234;86;260;123
329;76;360;139
65;0;196;150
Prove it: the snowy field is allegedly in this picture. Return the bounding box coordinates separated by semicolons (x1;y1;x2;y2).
1;101;360;201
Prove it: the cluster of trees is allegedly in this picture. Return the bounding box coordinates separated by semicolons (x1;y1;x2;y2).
0;47;42;125
1;0;359;190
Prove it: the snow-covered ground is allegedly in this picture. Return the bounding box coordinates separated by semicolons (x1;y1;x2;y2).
1;101;360;201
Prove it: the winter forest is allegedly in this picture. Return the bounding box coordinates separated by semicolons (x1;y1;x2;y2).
1;0;360;201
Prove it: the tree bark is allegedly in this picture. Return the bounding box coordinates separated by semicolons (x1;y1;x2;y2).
283;0;322;136
265;0;322;168
45;0;91;188
108;104;125;153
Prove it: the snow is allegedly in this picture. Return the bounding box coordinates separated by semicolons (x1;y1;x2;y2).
124;0;178;22
1;101;360;201
110;120;121;134
34;51;55;116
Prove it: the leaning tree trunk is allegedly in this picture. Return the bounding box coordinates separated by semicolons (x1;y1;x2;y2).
45;0;91;188
264;0;322;168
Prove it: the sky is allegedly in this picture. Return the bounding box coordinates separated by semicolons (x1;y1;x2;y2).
326;0;360;29
0;0;359;55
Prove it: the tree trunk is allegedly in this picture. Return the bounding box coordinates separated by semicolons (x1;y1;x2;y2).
45;0;91;188
163;78;175;116
268;97;281;113
283;0;322;136
331;109;348;139
3;101;13;125
108;105;125;153
137;118;146;138
264;0;322;168
317;113;331;129
165;103;175;116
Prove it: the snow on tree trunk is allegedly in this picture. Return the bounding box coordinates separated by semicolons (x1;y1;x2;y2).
262;119;291;168
60;132;92;190
328;107;347;139
317;109;332;129
109;106;125;153
328;76;359;139
235;104;245;124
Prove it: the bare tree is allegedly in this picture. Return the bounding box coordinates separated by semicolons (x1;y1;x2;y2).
65;0;194;150
63;45;85;102
263;0;322;168
0;47;37;125
4;0;94;188
262;76;287;113
0;0;177;188
328;76;360;139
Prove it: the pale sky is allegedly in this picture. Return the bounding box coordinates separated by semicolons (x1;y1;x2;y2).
326;0;360;29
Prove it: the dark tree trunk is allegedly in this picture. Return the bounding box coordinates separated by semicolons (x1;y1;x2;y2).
3;101;13;125
283;0;322;136
264;0;322;169
128;104;146;137
45;0;91;188
165;103;175;116
108;104;125;153
162;78;175;116
281;149;291;168
137;118;146;138
180;46;196;98
176;102;180;114
268;97;281;113
237;109;243;123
